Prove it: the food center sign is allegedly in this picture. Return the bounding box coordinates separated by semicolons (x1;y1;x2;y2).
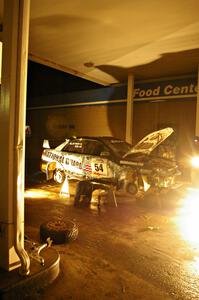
27;75;198;110
133;77;197;101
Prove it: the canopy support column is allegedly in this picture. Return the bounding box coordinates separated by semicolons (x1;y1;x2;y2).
125;73;134;144
195;65;199;137
0;0;30;273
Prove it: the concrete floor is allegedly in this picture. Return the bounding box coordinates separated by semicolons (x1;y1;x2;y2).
23;178;199;300
2;177;199;300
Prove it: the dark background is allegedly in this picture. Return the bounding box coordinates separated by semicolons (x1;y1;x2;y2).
27;61;102;100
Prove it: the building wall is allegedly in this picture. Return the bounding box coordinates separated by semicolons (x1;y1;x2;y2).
133;99;196;165
26;75;197;176
26;104;127;174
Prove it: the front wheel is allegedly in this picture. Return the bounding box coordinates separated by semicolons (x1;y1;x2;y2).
53;169;65;184
126;182;138;195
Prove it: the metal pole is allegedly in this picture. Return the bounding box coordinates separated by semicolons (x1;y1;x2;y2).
195;65;199;137
125;73;134;144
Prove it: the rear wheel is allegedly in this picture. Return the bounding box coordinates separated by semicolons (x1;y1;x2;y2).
53;169;65;184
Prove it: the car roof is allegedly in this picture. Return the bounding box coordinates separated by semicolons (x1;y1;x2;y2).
69;136;125;142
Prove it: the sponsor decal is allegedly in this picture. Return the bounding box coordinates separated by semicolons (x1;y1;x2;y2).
70;159;82;169
94;163;104;173
44;151;83;169
84;163;92;173
45;151;65;164
43;150;109;177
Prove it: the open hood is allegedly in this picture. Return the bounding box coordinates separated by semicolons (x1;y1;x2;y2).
123;127;174;158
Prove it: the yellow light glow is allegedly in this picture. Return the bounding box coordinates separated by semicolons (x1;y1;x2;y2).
191;156;199;168
25;189;53;199
176;188;199;248
60;177;70;198
193;256;199;270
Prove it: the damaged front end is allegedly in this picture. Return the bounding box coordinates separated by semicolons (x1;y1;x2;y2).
118;127;181;196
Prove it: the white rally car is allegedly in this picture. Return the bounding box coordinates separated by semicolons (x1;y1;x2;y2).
40;127;180;196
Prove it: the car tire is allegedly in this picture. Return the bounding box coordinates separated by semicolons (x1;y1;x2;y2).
40;219;78;244
53;169;65;184
126;182;138;195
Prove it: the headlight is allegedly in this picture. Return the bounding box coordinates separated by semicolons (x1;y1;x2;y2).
191;156;199;168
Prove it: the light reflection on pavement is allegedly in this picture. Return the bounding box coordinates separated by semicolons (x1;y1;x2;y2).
174;187;199;250
25;178;199;300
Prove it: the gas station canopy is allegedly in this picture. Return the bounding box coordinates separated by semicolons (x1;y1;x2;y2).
1;0;199;84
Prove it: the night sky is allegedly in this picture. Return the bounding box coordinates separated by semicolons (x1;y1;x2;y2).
27;61;102;99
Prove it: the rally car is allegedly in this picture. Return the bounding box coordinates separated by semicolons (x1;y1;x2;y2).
40;127;180;196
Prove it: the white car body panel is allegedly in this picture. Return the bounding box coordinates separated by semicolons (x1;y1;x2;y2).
41;149;115;180
123;127;174;157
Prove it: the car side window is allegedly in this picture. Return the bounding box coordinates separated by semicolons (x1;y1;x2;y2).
62;139;110;157
83;140;100;156
83;140;106;156
62;139;84;154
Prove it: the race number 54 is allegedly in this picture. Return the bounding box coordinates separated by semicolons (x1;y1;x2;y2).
94;163;104;172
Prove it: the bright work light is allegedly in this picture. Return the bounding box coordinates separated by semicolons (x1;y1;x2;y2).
191;156;199;168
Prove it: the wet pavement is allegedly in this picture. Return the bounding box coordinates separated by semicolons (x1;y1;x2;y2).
23;175;199;299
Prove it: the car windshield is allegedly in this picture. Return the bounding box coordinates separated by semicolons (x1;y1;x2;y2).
105;139;132;157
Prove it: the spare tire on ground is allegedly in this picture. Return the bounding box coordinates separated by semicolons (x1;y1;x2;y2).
40;219;78;244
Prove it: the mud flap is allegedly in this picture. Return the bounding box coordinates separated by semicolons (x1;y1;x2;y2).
46;162;56;181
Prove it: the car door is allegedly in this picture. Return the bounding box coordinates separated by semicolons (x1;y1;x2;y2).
81;139;114;180
60;138;85;179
